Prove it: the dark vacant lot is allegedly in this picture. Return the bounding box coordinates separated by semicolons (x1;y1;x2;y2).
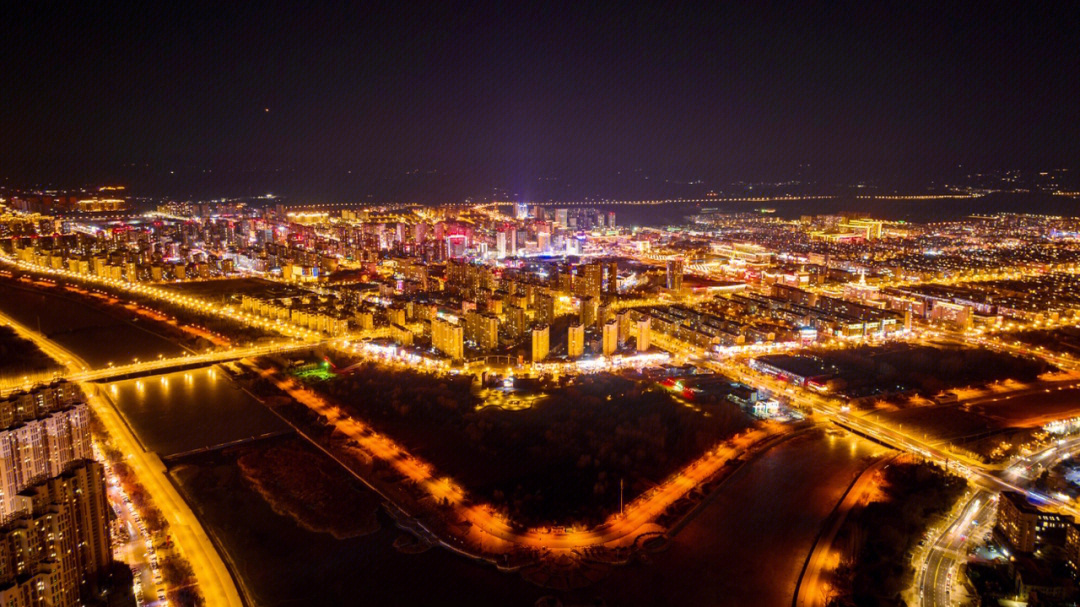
0;325;59;378
310;361;753;526
159;277;304;302
1003;326;1080;357
812;343;1052;402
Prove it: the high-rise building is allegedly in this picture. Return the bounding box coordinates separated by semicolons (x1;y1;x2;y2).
616;311;631;345
505;305;527;338
666;258;684;291
531;325;549;362
555;209;569;229
607;211;616;229
0;384;110;607
431;317;464;361
534;293;555;326
580;295;599;327
387;305;407;327
635;317;651;351
575;263;602;298
0;460;111;604
602;320;618;356
597;303;614;329
996;491;1068;553
390;324;414;347
604;261;618;295
568;323;585;359
496;231;507;259
0;395;91;520
464;311;499;351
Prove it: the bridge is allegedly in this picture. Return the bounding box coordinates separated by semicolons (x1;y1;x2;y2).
160;430;294;464
66;326;398;383
69;341;321;383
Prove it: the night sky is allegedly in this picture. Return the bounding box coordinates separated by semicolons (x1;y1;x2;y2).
2;2;1078;200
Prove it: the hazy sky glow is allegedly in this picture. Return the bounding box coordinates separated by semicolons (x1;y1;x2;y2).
2;2;1078;197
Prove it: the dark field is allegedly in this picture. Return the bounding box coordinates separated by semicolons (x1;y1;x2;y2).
309;362;753;526
812;343;1052;402
158;277;306;301
1002;326;1080;357
0;325;60;379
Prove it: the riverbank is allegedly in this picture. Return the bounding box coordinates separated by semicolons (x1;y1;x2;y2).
236;438;380;539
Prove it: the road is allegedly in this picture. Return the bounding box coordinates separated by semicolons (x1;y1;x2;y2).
912;435;1080;606
794;455;896;607
916;490;995;607
101;446;169;606
0;309;244;607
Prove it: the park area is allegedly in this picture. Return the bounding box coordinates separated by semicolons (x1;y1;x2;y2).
303;359;754;527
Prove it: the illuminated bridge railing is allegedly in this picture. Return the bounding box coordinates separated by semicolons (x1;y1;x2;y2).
69;342;318;382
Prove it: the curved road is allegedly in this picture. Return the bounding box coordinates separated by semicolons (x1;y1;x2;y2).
794;455;896;607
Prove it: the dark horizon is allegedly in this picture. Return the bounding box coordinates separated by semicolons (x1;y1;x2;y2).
3;3;1079;201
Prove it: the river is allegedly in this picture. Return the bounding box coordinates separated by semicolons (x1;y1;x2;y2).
0;280;185;367
105;367;286;456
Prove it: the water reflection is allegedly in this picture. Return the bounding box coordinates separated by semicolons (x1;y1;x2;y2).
107;366;286;456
